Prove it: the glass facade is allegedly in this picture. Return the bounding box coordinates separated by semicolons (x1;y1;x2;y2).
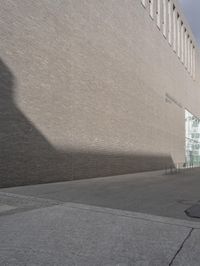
185;110;200;167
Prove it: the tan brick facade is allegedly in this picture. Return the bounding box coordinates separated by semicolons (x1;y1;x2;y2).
0;0;200;187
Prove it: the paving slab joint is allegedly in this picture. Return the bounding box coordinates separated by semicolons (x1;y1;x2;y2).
169;228;194;266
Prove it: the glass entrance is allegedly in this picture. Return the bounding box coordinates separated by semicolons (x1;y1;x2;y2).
185;110;200;167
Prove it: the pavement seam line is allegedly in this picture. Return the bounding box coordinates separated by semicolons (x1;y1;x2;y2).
0;192;63;216
63;203;200;229
1;192;200;229
0;191;62;204
169;228;194;266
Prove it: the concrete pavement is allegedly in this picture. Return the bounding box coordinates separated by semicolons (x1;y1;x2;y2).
1;168;200;265
0;195;200;266
3;168;200;220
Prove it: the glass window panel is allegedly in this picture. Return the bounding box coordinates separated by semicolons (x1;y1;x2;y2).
168;0;172;44
177;14;181;58
173;5;176;51
157;0;161;28
185;110;200;167
141;0;146;7
149;0;154;18
163;0;167;37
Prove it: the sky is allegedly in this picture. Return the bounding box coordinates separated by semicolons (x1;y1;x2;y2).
179;0;200;46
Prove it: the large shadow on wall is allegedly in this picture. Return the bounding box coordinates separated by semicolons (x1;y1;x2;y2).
0;58;73;188
0;58;174;188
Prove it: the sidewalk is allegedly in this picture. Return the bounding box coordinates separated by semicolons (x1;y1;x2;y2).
0;193;200;266
2;168;200;220
1;168;200;265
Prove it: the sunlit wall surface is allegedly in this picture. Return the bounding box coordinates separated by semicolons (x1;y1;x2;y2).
185;110;200;166
1;0;200;187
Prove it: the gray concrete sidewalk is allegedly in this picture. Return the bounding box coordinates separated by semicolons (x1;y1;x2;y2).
0;193;200;266
2;168;200;221
1;168;200;265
